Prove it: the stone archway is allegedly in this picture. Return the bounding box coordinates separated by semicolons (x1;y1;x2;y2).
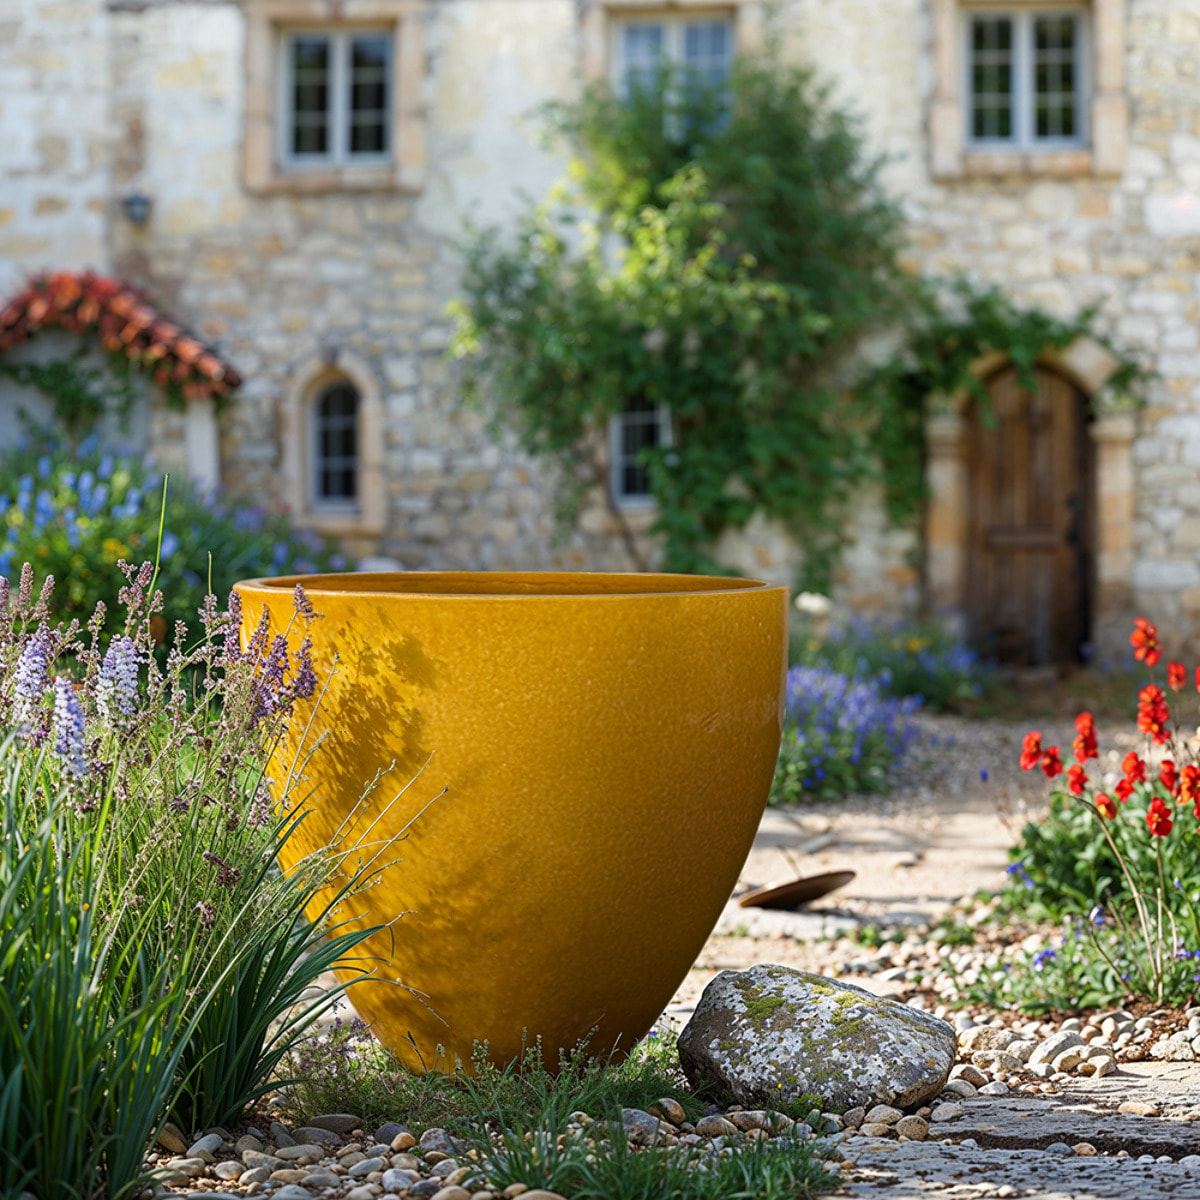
924;337;1135;664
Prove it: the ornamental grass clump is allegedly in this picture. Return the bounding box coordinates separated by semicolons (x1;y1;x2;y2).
769;664;920;803
995;618;1200;1009
0;561;384;1199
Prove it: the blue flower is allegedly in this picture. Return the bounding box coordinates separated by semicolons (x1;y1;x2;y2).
96;635;139;723
36;455;50;479
1089;905;1106;927
12;630;50;733
52;677;89;777
1032;948;1056;972
160;531;180;560
980;768;989;783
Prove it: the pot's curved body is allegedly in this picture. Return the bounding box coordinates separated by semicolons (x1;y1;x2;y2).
234;572;787;1073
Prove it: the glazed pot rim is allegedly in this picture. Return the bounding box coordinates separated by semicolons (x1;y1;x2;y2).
235;570;786;600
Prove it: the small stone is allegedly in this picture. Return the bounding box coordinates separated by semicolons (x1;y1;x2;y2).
349;1156;387;1177
1028;1031;1085;1066
621;1108;659;1146
727;1109;773;1132
1045;1142;1074;1155
270;1169;310;1184
164;1158;207;1178
978;1081;1009;1096
213;1162;244;1182
420;1128;456;1155
272;1122;299;1148
277;1145;327;1162
292;1127;342;1148
656;1097;687;1125
941;1079;977;1099
860;1122;893;1138
1179;1154;1200;1168
862;1104;902;1125
187;1132;225;1161
950;1065;987;1086
242;1151;285;1170
895;1116;929;1140
271;1188;315;1200
1119;1100;1160;1116
301;1170;342;1188
841;1107;865;1129
431;1158;461;1177
410;1182;444;1199
239;1167;272;1185
304;1113;363;1135
341;1151;367;1167
347;1190;378;1200
153;1125;186;1158
959;1026;1020;1053
391;1130;418;1152
375;1122;409;1145
1052;1049;1084;1072
504;1187;530;1198
392;1153;421;1170
235;1135;264;1155
425;1150;449;1165
513;1193;569;1200
696;1114;739;1138
1074;1143;1097;1156
930;1103;963;1123
382;1168;421;1192
431;1188;472;1200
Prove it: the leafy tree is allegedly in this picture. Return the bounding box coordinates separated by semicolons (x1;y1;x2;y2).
451;53;917;583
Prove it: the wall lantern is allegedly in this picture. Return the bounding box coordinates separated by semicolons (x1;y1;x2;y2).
121;191;153;226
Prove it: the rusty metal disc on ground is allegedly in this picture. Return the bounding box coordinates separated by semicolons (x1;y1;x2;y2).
737;869;856;910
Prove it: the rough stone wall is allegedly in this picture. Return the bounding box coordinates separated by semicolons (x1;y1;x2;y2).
0;0;113;296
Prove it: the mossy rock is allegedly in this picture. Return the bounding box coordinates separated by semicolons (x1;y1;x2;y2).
676;963;955;1112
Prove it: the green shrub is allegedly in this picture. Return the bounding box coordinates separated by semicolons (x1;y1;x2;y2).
0;436;345;638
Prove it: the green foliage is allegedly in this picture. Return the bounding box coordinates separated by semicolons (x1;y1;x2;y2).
789;613;990;713
452;55;914;585
282;1026;705;1138
0;438;345;639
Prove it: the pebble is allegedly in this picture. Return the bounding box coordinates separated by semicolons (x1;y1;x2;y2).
301;1170;341;1188
383;1167;422;1191
1045;1141;1074;1155
271;1188;315;1200
292;1126;342;1148
348;1156;387;1177
695;1114;739;1138
864;1104;903;1124
271;1122;299;1148
929;1102;963;1123
895;1115;929;1140
157;1123;188;1155
303;1113;363;1135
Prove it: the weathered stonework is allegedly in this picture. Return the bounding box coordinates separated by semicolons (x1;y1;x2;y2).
3;0;1200;652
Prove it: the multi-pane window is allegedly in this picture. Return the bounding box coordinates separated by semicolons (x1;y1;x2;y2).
281;31;391;166
615;17;734;100
966;9;1085;149
313;381;359;508
609;395;670;507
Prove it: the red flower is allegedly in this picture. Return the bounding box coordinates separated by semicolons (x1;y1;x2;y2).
1095;793;1118;819
1066;764;1088;795
1182;765;1200;813
1041;747;1064;778
1131;618;1162;666
1137;685;1171;745
1072;711;1098;762
1123;751;1147;783
1161;759;1180;797
1168;662;1187;690
1020;731;1043;771
1116;778;1135;802
1147;795;1174;837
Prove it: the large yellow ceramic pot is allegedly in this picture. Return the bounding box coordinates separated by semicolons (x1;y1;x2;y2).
234;571;787;1073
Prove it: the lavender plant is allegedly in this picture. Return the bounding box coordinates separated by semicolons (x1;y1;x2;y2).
769;665;921;803
0;560;387;1195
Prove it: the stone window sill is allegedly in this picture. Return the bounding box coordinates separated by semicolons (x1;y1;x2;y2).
246;164;417;196
940;149;1095;180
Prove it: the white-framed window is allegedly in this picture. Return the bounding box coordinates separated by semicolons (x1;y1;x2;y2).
609;395;671;508
311;379;360;512
278;29;391;168
612;15;734;101
963;8;1088;150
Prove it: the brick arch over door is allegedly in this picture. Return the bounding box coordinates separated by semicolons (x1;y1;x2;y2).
966;364;1093;665
924;338;1136;666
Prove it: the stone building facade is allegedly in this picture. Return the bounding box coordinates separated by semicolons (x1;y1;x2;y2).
1;0;1199;659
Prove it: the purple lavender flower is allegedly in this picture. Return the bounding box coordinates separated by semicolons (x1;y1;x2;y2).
203;851;241;889
291;637;317;701
96;635;139;723
11;630;50;733
52;677;89;777
293;584;314;617
251;635;290;726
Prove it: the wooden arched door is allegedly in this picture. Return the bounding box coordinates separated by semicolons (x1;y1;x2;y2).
966;364;1094;666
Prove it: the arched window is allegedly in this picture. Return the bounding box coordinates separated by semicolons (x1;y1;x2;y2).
311;379;359;510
